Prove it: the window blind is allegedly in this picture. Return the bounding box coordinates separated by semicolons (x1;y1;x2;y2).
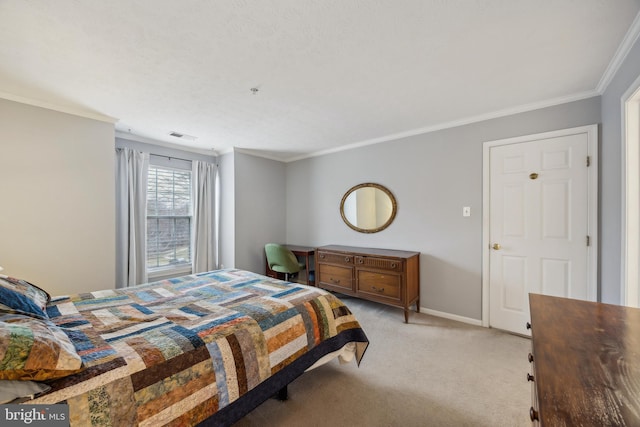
147;166;192;271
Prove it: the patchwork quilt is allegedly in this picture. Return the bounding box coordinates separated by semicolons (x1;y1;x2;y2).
25;269;369;426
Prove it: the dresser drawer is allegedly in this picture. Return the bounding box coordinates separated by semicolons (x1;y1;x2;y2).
355;256;403;272
317;251;354;265
357;270;401;300
318;264;353;290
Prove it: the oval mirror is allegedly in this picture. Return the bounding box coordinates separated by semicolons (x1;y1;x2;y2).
340;183;397;233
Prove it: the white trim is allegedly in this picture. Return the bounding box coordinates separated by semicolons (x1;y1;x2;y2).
481;125;599;328
147;264;193;281
621;73;640;307
115;131;219;157
289;91;599;163
597;11;640;94
419;307;482;327
482;142;492;327
232;147;287;162
0;91;117;123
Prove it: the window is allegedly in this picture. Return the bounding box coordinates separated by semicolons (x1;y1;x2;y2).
146;165;192;276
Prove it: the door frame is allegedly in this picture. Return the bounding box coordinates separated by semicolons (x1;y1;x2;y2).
622;73;640;308
481;125;599;327
620;76;640;307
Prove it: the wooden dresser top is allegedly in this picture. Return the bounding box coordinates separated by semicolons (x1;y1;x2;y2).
316;245;419;258
529;293;640;426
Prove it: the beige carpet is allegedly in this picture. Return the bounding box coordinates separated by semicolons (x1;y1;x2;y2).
233;297;531;427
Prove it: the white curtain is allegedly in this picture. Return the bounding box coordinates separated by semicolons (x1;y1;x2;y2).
192;160;219;273
115;147;149;288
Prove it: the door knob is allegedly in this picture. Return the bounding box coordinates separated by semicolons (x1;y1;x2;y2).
492;243;501;250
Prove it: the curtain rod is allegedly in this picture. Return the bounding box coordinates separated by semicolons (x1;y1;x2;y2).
150;153;219;167
150;153;193;162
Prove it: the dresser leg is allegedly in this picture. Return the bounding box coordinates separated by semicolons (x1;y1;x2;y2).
416;298;420;313
404;308;409;323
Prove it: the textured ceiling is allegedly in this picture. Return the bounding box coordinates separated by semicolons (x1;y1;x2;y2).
1;1;639;161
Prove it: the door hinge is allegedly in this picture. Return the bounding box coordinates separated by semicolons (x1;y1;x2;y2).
587;156;591;167
587;235;591;246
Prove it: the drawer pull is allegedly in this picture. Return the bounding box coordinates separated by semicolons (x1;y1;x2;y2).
530;407;539;421
345;257;351;262
320;254;325;259
371;286;385;293
526;322;531;330
391;263;397;268
330;278;341;284
528;353;534;363
527;373;534;382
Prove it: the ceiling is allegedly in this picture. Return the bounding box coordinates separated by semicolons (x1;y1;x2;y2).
1;1;639;161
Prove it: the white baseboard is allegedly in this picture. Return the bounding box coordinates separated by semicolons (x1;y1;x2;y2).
419;306;483;327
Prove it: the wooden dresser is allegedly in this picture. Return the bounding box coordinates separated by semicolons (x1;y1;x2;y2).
528;293;640;425
315;245;420;323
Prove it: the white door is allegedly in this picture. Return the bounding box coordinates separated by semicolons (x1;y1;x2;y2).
485;126;597;335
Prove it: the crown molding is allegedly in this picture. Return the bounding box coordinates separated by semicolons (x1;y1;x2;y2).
288;10;639;163
596;11;640;94
232;147;289;162
0;91;117;123
291;90;599;162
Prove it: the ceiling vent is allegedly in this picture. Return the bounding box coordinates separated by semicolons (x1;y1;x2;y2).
169;131;198;142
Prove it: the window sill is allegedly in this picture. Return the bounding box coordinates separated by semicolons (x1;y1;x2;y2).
148;265;192;281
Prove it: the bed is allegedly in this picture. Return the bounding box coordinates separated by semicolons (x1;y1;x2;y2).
0;269;369;426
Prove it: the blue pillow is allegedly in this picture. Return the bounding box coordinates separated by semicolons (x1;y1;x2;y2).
0;285;48;319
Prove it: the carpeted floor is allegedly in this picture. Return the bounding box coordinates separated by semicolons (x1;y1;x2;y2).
233;296;532;427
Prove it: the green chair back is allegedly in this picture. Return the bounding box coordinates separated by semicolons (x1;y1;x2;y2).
265;243;302;274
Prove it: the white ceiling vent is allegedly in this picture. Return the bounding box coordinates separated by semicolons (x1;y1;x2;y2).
169;131;198;142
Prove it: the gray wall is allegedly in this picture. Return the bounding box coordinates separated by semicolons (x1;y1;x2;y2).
600;36;640;304
231;151;287;274
0;99;115;296
286;97;601;321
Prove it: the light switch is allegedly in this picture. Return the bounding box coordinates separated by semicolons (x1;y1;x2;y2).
463;206;471;217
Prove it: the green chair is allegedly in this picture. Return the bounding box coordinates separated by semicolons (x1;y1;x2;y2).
265;243;305;282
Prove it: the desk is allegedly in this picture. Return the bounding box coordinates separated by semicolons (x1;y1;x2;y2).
265;244;315;286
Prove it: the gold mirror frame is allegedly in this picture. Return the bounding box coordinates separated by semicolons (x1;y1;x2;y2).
340;183;397;233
